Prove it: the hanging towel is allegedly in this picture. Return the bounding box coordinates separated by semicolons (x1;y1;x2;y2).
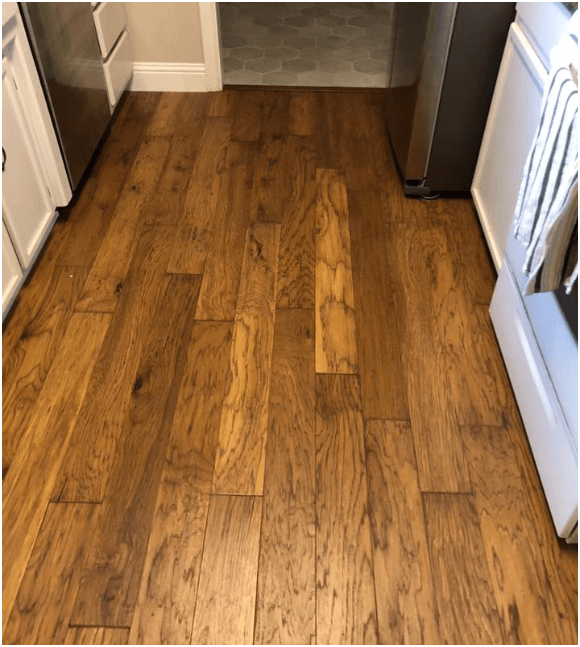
513;13;578;296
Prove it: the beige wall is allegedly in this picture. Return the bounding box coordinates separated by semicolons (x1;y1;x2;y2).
124;2;204;64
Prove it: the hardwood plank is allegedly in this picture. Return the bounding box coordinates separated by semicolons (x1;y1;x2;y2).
315;92;345;170
2;266;88;474
254;309;316;645
231;89;264;142
423;493;505;644
394;223;471;492
70;275;201;627
4;503;98;645
75;137;171;312
129;475;210;645
208;89;237;118
2;312;111;632
213;222;280;496
167;118;232;274
276;136;316;309
145;137;199;226
54;225;175;503
172;92;211;142
64;627;129;645
145;92;204;139
315;169;358;374
315;374;378;645
190;495;262;645
365;420;440;644
348;191;409;419
166;322;233;491
462;425;577;644
195;141;255;320
288;91;319;136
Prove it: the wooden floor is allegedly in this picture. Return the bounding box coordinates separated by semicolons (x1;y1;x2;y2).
2;89;577;645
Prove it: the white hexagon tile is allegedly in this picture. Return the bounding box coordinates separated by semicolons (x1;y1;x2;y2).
218;2;395;87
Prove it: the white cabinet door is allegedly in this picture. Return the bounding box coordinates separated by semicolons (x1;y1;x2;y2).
2;220;23;317
471;23;548;271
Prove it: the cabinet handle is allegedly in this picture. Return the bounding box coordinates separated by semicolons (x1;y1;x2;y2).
2;148;5;172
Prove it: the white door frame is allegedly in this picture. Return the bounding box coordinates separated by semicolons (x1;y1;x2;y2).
199;2;223;91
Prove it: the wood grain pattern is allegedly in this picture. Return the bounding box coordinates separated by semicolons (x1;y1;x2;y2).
2;313;110;632
423;493;506;645
70;275;201;627
146;92;206;139
129;476;210;645
213;222;280;496
348;191;409;419
167;118;232;274
190;495;262;645
365;420;440;644
76;137;171;312
288;91;319;136
315;374;378;645
315;92;345;170
463;425;578;645
254;309;316;645
2;266;87;473
64;627;129;645
231;90;264;142
195;141;255;320
315;169;358;374
4;503;98;645
276;136;317;309
208;89;236;118
55;225;175;503
394;223;471;492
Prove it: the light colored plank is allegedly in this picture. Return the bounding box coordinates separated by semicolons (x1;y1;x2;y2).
2;266;87;473
2;312;110;632
348;191;409;419
254;309;316;645
315;169;358;374
463;425;578;644
195;142;255;321
64;627;129;645
4;503;98;645
315;374;378;644
70;275;201;627
167;118;232;274
365;420;440;644
190;495;262;645
76;137;171;313
423;493;506;645
213;221;280;496
129;474;209;645
54;225;175;503
276;136;316;309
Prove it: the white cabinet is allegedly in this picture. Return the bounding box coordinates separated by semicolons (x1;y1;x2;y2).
2;221;23;316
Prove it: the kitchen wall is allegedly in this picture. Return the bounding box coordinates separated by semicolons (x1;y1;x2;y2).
124;2;204;64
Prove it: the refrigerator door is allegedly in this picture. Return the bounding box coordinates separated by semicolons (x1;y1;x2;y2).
20;3;111;189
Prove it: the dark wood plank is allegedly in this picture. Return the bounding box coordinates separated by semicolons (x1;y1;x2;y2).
195;141;255;320
146;92;205;139
75;137;171;312
315;169;358;374
365;420;440;644
70;275;201;627
231;89;264;142
315;374;378;645
213;222;280;496
208;89;237;118
54;225;175;503
276;136;316;309
288;91;319;136
348;190;409;419
190;495;262;645
2;313;110;631
64;628;129;645
167;118;232;274
423;493;506;644
2;266;87;474
4;503;98;645
172;92;211;142
315;92;345;170
254;309;316;645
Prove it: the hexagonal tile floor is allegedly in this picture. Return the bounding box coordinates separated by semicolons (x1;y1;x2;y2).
219;2;394;87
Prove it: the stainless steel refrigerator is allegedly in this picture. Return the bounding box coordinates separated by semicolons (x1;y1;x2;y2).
386;2;515;196
19;2;112;190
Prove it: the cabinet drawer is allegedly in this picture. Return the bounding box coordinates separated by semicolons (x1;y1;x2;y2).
490;264;577;538
516;2;572;70
92;1;126;59
103;30;132;108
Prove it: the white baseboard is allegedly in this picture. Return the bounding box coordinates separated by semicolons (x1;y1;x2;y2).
128;62;209;92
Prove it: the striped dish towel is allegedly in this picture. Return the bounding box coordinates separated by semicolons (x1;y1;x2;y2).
513;65;578;295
